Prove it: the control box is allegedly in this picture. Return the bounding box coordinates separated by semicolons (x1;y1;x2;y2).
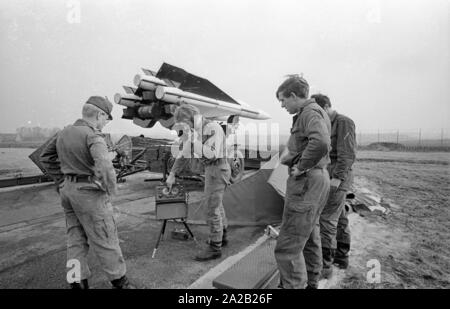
155;184;188;220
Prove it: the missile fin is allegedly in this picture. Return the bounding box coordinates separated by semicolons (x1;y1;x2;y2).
123;86;137;94
142;68;156;76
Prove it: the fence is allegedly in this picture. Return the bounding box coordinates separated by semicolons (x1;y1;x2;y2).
357;129;450;151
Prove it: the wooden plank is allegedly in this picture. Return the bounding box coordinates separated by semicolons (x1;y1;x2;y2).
212;238;278;289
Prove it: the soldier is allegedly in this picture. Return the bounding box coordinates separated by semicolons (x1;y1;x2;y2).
166;104;231;261
274;75;331;289
312;94;356;278
40;96;131;289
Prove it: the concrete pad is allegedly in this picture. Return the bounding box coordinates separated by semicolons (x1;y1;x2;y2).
0;171;264;288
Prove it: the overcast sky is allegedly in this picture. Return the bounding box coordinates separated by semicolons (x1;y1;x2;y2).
0;0;448;138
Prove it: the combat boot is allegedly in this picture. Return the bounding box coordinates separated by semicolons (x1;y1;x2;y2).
111;275;135;289
321;247;335;279
221;228;228;247
333;259;348;269
69;279;89;289
194;241;222;261
321;266;333;279
334;242;350;269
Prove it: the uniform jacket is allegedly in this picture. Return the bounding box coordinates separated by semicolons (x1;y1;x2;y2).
39;119;117;195
281;99;331;171
328;111;356;181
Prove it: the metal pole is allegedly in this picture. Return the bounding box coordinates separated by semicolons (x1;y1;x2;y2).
377;130;380;143
396;130;399;144
441;128;444;147
419;129;422;146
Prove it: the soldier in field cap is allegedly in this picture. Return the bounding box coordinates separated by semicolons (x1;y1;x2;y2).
86;96;113;120
40;96;133;289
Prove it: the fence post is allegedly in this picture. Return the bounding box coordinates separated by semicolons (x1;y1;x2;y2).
418;129;422;147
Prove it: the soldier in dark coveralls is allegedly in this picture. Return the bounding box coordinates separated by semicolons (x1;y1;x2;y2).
312;94;356;278
274;76;331;289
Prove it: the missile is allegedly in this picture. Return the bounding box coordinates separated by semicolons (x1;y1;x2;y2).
155;86;270;120
133;74;167;91
114;93;142;108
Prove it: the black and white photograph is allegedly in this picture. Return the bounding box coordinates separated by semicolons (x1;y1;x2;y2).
0;0;448;292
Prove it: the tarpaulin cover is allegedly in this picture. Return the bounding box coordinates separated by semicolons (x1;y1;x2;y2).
267;148;289;198
187;154;285;226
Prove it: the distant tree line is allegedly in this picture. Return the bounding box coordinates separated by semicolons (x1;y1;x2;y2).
358;142;450;152
15;127;61;142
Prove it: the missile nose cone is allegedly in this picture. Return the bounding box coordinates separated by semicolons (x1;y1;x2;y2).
155;86;164;100
133;74;142;87
258;110;271;120
114;93;122;104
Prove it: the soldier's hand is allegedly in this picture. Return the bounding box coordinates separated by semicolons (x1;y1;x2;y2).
330;178;342;189
290;166;302;177
166;172;176;190
107;151;118;161
55;178;64;194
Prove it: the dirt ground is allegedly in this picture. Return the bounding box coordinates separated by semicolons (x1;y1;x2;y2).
333;150;450;289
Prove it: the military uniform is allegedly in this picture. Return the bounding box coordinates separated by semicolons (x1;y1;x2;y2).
40;97;128;288
275;99;331;289
319;111;356;270
171;120;230;258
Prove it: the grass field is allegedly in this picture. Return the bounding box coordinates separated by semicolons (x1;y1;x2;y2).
338;150;450;288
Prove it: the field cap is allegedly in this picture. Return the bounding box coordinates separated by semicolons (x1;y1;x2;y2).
86;96;113;120
174;104;201;123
